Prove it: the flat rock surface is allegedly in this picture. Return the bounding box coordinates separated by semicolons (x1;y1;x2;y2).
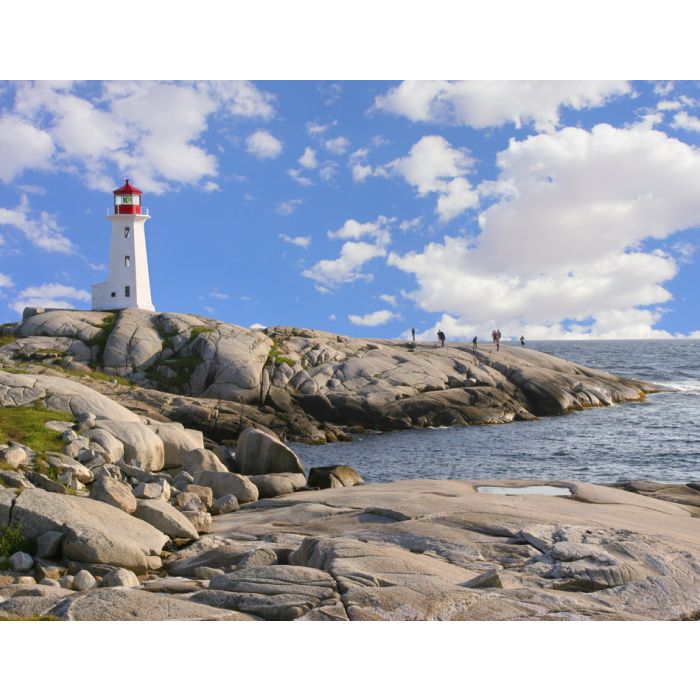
211;479;700;620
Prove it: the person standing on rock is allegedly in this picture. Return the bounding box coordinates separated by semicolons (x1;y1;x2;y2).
496;329;501;351
520;335;525;346
437;329;446;347
472;335;478;350
411;327;416;343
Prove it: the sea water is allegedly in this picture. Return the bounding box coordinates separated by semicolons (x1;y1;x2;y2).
290;339;700;484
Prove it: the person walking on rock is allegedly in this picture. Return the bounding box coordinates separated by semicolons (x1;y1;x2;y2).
472;335;478;350
495;329;501;351
411;327;416;343
437;329;446;347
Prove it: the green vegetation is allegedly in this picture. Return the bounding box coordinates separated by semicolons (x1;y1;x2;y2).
0;334;16;347
60;366;132;387
267;343;295;367
145;354;203;390
189;325;214;342
0;615;60;621
0;405;74;453
86;313;117;367
13;349;66;362
0;520;36;558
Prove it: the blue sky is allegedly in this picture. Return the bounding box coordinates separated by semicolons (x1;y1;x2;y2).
1;80;700;339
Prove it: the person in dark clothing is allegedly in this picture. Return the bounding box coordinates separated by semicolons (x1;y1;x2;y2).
520;335;525;346
472;336;478;350
437;329;446;347
411;327;416;343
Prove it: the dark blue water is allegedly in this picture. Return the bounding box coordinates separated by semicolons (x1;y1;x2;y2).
291;340;700;484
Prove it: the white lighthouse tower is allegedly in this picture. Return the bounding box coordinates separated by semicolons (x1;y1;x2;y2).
92;180;155;311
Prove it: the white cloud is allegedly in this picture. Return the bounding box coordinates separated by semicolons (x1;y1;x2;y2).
671;111;700;132
375;80;631;132
250;322;267;330
654;82;675;96
298;147;318;169
324;136;349;155
375;135;479;220
280;234;311;248
275;199;302;215
303;216;393;288
203;305;215;314
348;309;397;326
329;313;336;320
0;115;54;183
399;217;421;232
7;81;275;192
306;120;337;136
10;283;90;315
0;196;75;254
245;129;283;159
319;163;337;181
303;240;387;288
209;291;229;300
379;294;397;306
0;273;13;289
288;168;313;187
202;181;220;193
389;123;700;339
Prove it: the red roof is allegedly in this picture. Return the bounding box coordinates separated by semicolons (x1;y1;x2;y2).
113;179;142;195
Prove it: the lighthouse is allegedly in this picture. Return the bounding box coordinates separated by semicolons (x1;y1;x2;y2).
92;180;155;312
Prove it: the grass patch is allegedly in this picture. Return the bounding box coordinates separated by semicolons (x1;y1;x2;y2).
85;313;117;367
0;334;16;347
59;366;132;387
267;344;295;367
0;520;36;558
0;615;60;621
189;325;214;342
0;405;74;453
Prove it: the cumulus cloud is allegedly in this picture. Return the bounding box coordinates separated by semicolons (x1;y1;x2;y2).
303;216;394;289
288;168;313;187
209;291;229;300
10;283;90;315
280;234;311;248
324;136;349;154
0;273;13;289
0;115;54;183
348;309;398;326
0;196;75;254
389;123;700;339
379;294;397;306
245;129;283;159
298;147;318;169
671;111;700;132
375;80;631;132
6;81;275;192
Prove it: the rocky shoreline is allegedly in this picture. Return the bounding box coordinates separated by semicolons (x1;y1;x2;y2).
1;309;697;621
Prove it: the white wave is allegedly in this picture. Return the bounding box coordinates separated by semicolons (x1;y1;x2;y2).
659;381;700;394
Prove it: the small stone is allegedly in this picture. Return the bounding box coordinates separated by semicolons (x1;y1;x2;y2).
39;578;62;588
101;568;140;588
174;491;206;512
193;566;225;580
185;484;214;510
9;551;34;572
134;481;168;500
72;569;97;591
76;412;97;426
182;510;213;534
463;569;504;589
0;445;29;469
236;547;278;569
15;576;36;585
58;575;75;589
90;475;137;514
36;531;64;559
62;429;79;444
211;494;240;515
172;471;194;492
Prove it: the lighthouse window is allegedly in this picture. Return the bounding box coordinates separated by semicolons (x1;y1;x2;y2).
124;226;130;238
125;255;131;267
125;286;131;298
111;292;116;298
122;195;132;205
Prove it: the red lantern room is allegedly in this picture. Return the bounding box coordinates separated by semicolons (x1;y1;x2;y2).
113;179;143;215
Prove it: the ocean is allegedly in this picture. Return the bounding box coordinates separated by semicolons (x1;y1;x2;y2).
291;339;700;484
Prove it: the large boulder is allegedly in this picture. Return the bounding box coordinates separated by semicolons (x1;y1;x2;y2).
248;473;307;498
308;465;364;489
10;489;168;574
235;428;305;475
0;371;139;422
194;471;258;504
18;309;112;343
89;475;137;514
95;420;165;472
101;309;163;375
149;423;204;467
182;448;229;476
133;499;199;541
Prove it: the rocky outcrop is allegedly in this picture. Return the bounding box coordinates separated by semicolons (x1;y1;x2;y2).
235;428;305;475
4;309;659;444
8;489;168;573
308;465;364;489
